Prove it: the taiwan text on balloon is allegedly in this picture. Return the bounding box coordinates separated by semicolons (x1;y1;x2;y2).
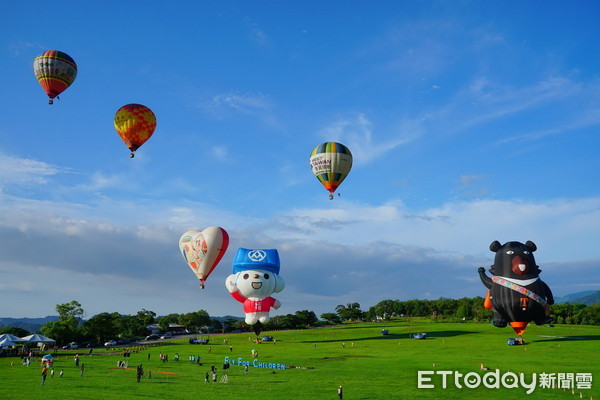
309;142;352;199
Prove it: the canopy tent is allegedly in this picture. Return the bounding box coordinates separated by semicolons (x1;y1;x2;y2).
0;333;25;343
20;334;55;344
0;338;18;347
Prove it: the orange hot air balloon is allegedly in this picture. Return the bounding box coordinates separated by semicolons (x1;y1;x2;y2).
33;50;77;104
114;104;156;158
509;322;528;336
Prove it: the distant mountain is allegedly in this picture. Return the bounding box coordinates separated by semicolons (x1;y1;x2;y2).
555;290;600;305
0;316;58;334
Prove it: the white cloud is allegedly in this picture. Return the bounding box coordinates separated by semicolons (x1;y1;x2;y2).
211;145;229;161
0;153;70;186
204;92;272;114
0;153;597;318
318;113;420;164
446;76;583;133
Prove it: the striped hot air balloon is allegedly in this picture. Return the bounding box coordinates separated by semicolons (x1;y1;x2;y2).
309;142;353;199
33;50;77;104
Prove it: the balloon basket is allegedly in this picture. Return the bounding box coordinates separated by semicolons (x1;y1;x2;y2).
129;153;135;158
48;100;53;105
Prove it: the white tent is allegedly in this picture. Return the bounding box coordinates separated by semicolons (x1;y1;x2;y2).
20;334;55;344
0;334;25;343
0;338;18;347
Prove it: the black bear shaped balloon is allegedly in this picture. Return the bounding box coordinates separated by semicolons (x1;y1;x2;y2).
478;240;554;336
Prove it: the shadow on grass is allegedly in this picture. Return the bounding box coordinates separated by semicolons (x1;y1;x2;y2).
532;335;600;342
304;330;477;343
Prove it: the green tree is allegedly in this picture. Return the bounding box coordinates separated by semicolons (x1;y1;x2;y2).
294;310;318;327
40;300;85;345
373;300;398;320
81;312;120;343
136;309;156;326
320;313;342;324
336;303;364;321
179;310;211;331
56;301;84;320
0;327;29;337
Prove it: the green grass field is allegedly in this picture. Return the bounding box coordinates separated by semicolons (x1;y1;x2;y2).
0;320;598;400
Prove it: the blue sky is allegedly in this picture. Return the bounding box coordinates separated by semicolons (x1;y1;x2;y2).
1;1;598;319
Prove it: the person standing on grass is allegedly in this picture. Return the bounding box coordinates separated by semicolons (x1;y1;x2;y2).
137;365;143;383
80;363;85;377
41;366;48;386
338;385;343;399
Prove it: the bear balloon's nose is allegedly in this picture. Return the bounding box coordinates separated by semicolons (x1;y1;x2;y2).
253;274;259;279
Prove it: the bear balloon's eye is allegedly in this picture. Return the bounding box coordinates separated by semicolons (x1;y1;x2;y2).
243;274;249;280
264;274;270;279
523;251;530;255
506;251;514;255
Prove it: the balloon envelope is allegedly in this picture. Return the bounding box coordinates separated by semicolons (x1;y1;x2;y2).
114;104;157;156
33;50;77;104
179;227;229;288
309;142;353;195
509;321;528;336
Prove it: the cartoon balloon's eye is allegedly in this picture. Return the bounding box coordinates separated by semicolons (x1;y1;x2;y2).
243;274;249;280
523;251;530;255
506;251;514;255
264;274;270;279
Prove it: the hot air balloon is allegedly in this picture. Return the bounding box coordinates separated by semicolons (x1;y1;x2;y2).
114;104;156;158
310;142;352;199
225;248;285;336
33;50;77;104
478;240;554;337
179;227;229;289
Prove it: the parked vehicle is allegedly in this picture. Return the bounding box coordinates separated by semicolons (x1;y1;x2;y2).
104;340;117;346
507;337;525;346
62;342;79;349
262;335;274;342
145;334;159;341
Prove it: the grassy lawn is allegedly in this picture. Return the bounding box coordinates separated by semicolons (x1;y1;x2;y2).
0;320;598;400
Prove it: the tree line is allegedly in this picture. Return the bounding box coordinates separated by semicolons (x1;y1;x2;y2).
1;297;598;346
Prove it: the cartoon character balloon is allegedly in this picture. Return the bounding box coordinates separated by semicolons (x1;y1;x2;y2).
310;142;353;199
179;227;229;289
33;50;77;104
225;248;285;333
114;104;157;158
478;240;554;336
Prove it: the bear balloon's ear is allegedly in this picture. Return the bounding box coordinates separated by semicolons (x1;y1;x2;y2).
274;275;285;293
525;241;537;252
489;241;502;252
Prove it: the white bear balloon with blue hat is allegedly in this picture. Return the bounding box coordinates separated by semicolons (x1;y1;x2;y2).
225;248;285;332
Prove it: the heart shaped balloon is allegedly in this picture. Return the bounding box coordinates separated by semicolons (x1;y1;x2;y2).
179;226;229;289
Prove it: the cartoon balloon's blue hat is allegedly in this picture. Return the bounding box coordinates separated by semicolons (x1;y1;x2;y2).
232;248;280;275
